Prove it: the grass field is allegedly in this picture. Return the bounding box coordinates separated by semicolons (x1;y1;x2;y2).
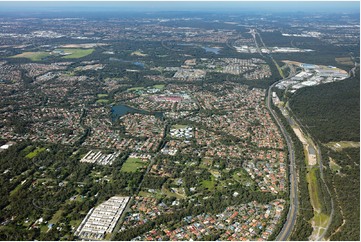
22;145;34;155
162;187;185;199
69;219;82;228
121;157;147;173
26;147;46;159
232;169;254;186
307;167;321;212
201;176;216;190
325;141;360;152
310;212;330;240
97;94;108;98
96;99;109;104
273;59;285;78
11;51;50;61
140;189;170;199
328;157;342;172
153;84;165;89
313;212;329;227
171;124;188;129
58;48;94;59
127;86;145;91
50;209;64;224
138;191;153;197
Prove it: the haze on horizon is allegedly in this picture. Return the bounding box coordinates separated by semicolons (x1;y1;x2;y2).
0;1;359;14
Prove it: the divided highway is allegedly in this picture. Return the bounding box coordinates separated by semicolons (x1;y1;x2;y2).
266;81;299;241
251;27;298;240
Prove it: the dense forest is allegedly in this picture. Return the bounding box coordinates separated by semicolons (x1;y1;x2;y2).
288;69;360;240
289;72;360;143
323;147;360;241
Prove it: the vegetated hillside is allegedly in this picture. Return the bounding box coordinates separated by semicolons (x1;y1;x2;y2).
323;147;360;241
289;69;360;241
289;72;360;143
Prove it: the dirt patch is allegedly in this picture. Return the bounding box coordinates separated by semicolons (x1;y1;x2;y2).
292;127;307;144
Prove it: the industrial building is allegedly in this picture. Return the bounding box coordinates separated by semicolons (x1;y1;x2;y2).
75;196;130;240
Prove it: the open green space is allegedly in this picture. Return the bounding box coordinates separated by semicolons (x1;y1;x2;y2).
171;124;188;129
25;147;46;159
162;187;185;199
138;191;153;197
325;141;360;152
57;48;94;59
273;59;285;78
307;167;321;211
49;209;64;224
139;189;165;199
313;212;329;227
96;99;110;104
153;84;165;89
97;94;109;98
11;52;51;61
328;157;342;172
311;212;330;239
127;86;145;91
232;168;254;186
22;145;34;155
121;157;147;173
10;182;25;197
201;176;216;190
69;219;82;228
40;224;49;233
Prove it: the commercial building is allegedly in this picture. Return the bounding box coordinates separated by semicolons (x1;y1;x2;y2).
75;196;130;240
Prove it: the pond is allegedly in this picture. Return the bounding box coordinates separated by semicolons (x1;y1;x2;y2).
133;62;145;68
109;58;145;68
202;46;221;54
111;104;163;121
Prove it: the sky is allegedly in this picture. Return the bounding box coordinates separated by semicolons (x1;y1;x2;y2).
0;1;359;14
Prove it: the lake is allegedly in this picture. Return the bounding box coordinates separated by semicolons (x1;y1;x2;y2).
202;46;221;54
109;58;145;68
133;62;145;68
111;104;163;121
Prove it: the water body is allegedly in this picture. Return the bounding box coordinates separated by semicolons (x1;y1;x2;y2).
133;62;145;68
111;104;163;121
202;46;221;54
177;43;196;46
308;145;316;155
109;58;145;68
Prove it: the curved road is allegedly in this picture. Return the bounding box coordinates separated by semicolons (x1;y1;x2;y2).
266;81;299;241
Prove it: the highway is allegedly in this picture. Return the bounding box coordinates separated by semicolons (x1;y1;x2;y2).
290;113;335;240
267;80;299;241
251;27;298;240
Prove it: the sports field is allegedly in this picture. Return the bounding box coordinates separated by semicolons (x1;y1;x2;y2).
57;48;94;59
121;157;147;173
11;52;50;61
